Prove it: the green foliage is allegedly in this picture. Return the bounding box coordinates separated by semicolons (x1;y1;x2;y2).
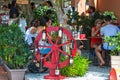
67;10;104;37
34;6;59;26
105;32;120;55
90;10;104;26
60;54;90;77
0;24;32;69
103;11;117;20
19;13;26;19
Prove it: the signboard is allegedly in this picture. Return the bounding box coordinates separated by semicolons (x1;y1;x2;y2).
16;0;29;4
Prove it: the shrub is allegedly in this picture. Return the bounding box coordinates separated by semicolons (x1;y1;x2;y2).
60;54;90;77
0;24;32;69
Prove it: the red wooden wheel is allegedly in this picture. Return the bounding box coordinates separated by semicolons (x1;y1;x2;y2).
35;26;77;79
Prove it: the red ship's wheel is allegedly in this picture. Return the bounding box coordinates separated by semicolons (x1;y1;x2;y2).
35;26;77;79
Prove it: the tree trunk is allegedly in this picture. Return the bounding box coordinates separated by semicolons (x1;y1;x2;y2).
51;0;64;24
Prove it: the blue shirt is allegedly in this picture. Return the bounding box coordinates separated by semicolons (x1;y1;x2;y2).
100;24;120;50
118;26;120;30
101;24;120;37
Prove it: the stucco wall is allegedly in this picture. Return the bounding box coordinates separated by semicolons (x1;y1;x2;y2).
97;0;120;22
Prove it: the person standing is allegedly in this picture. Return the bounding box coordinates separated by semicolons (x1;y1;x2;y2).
86;6;96;19
9;0;19;18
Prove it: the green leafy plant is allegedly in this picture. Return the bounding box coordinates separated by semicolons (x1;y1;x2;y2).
34;6;58;26
60;54;90;77
67;10;104;37
0;24;32;69
19;13;26;19
103;11;117;20
105;32;120;55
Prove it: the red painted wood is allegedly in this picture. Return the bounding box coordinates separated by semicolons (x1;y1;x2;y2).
35;26;77;79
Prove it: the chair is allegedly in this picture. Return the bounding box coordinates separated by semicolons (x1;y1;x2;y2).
90;37;102;65
103;42;113;67
104;50;110;67
90;48;98;65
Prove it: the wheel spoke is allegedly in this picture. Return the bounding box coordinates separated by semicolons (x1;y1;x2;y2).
58;41;70;47
44;49;53;59
46;33;53;44
58;48;70;56
55;37;60;44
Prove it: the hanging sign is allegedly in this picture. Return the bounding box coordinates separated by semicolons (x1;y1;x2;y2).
16;0;29;4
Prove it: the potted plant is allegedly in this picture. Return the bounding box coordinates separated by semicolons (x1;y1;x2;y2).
105;32;120;68
0;24;32;80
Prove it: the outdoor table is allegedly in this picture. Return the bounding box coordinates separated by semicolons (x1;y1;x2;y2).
74;37;87;41
74;37;87;49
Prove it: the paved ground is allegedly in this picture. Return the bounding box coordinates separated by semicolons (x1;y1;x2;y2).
25;50;110;80
0;65;110;80
25;65;110;80
0;50;110;80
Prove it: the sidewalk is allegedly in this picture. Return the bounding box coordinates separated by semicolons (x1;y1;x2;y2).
25;65;110;80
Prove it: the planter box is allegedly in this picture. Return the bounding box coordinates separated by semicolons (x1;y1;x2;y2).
111;56;120;68
4;64;27;80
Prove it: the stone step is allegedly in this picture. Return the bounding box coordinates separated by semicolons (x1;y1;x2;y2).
0;66;8;80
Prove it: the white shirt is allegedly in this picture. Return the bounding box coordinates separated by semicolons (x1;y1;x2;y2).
25;27;37;45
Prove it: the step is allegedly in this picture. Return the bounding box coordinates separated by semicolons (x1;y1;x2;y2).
25;73;48;80
0;66;8;80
